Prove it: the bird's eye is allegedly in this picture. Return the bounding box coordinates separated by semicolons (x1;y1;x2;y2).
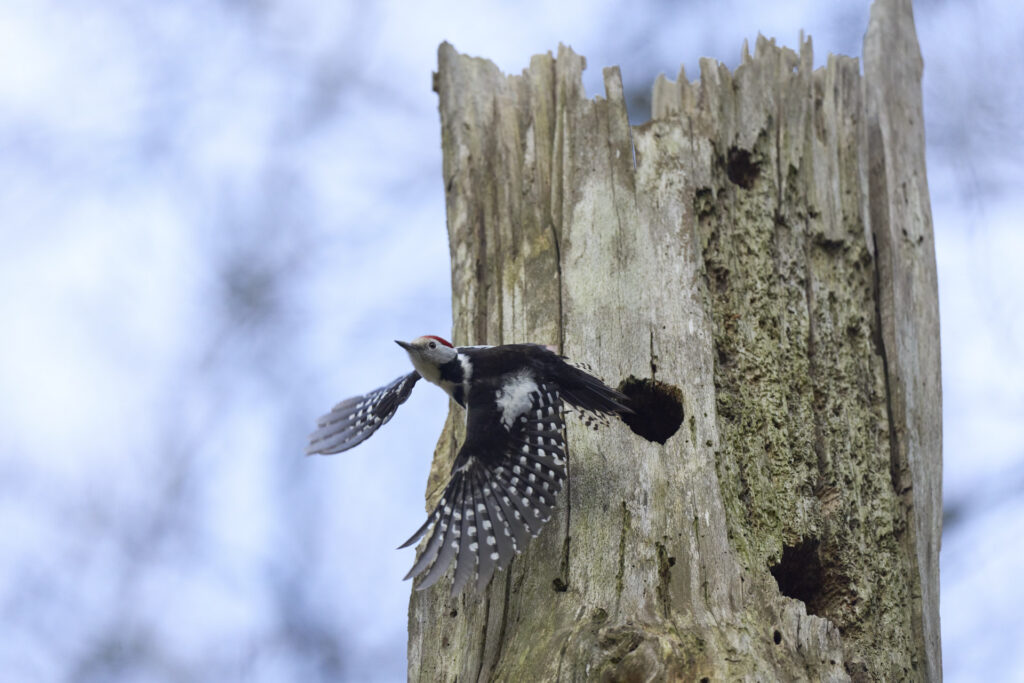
429;341;437;349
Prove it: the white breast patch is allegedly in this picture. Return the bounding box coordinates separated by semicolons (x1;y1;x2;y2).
495;371;537;430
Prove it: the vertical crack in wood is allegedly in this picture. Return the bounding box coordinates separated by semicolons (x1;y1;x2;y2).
474;211;488;345
615;500;629;612
655;540;673;618
490;567;514;671
866;121;903;499
649;327;657;379
549;219;564;351
693;514;710;605
558;455;572;592
549;55;570;597
474;594;491;683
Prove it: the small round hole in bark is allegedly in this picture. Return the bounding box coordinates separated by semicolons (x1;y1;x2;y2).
617;376;684;444
773;629;782;645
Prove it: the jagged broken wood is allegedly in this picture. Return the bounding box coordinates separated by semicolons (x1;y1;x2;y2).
407;0;941;680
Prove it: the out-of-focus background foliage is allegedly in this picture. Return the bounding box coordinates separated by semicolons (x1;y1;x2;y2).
1;1;1020;680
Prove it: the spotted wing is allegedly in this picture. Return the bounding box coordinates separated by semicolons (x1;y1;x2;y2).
399;381;566;596
306;372;420;455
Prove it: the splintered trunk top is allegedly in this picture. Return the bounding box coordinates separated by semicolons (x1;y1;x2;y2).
408;0;941;680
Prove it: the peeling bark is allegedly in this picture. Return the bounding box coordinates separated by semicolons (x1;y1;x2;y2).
408;0;940;680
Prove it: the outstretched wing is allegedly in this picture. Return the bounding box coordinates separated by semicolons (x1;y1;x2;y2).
306;372;420;455
400;379;566;596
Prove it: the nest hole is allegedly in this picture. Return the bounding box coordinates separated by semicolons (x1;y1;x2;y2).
770;538;825;616
617;376;683;444
726;146;760;189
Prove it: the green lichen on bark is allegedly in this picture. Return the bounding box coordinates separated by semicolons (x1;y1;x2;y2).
692;44;918;678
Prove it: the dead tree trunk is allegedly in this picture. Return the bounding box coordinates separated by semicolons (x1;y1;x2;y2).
408;0;941;680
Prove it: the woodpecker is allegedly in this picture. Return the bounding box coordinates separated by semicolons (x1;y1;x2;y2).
307;335;631;596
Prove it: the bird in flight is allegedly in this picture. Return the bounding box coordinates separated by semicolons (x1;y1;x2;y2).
307;335;631;596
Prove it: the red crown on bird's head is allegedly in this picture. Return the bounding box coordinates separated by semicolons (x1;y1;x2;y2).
423;335;453;348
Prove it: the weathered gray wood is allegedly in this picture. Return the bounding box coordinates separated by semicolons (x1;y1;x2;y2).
864;0;943;680
408;0;940;679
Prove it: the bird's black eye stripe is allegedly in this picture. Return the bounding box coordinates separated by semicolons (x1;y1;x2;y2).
429;341;437;349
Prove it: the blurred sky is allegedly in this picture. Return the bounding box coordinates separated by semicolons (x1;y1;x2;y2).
0;0;1021;681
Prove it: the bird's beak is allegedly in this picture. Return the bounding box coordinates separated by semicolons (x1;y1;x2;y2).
395;340;413;351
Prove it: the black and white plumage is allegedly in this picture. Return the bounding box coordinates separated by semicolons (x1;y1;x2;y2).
307;335;631;596
307;372;420;455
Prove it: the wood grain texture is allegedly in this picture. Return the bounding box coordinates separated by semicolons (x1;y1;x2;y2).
864;0;943;680
408;0;940;679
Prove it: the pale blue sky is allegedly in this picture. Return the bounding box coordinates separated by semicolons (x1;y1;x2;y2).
1;1;1021;680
